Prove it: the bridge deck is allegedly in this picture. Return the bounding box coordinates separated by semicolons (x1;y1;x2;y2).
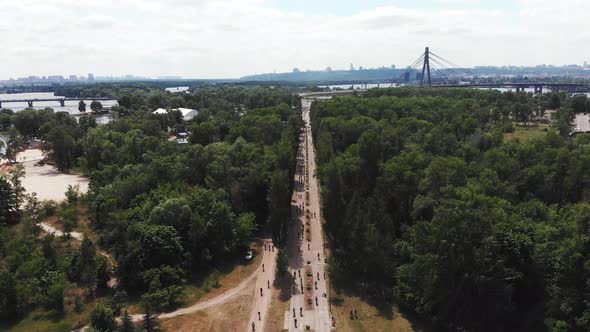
0;97;116;103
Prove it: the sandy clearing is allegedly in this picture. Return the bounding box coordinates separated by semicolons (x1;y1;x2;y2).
2;148;89;202
574;113;590;132
15;149;89;201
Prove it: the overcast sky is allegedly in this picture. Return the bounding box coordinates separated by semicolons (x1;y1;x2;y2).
1;0;588;79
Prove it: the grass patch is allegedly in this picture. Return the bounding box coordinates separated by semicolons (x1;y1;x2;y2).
504;123;553;142
328;269;427;332
0;297;103;332
160;278;256;332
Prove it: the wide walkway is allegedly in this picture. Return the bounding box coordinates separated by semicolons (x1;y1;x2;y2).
247;239;277;332
284;99;332;332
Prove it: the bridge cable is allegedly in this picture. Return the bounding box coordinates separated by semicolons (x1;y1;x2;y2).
429;52;476;77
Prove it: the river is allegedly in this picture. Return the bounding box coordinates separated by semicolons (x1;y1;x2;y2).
0;92;117;124
0;92;118;112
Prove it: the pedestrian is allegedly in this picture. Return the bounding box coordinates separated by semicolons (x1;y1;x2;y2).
293;308;295;317
350;309;354;320
258;312;261;320
317;272;319;279
315;296;318;306
267;280;270;289
315;281;317;289
260;288;263;296
294;318;298;328
298;270;301;277
308;243;310;250
318;253;320;261
262;264;265;272
252;321;255;331
300;307;303;316
354;309;358;319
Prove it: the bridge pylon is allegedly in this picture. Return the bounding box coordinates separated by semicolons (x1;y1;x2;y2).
420;47;432;87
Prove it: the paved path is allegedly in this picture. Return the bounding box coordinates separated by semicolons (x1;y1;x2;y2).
247;239;277;332
284;99;332;332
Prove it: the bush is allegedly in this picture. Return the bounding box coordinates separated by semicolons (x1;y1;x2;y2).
41;200;58;218
60;206;78;233
502;121;514;133
90;303;117;332
66;184;81;203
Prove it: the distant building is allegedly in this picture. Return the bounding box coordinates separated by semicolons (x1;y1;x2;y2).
153;108;199;121
88;73;95;82
174;108;199;121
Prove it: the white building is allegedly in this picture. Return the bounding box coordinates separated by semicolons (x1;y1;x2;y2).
152;108;198;121
174;108;199;121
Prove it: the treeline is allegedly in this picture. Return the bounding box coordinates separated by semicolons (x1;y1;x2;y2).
0;86;301;325
312;88;590;331
0;182;110;322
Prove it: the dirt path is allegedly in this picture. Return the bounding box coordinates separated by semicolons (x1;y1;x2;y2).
72;241;275;331
125;241;276;323
40;221;118;287
284;99;332;332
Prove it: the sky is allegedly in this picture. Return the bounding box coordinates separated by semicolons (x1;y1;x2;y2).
0;0;588;79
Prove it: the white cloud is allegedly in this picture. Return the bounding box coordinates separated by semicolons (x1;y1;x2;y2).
0;0;587;79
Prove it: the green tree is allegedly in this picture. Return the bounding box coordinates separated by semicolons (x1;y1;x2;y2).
142;305;160;332
90;303;117;332
9;163;26;207
79;100;87;112
4;126;20;163
90;100;103;112
190;121;218;146
96;255;111;291
0;176;17;225
44;125;77;171
267;170;289;246
119;309;135;332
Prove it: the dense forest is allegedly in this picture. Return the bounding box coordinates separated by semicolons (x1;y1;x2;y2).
312;88;590;332
0;86;301;329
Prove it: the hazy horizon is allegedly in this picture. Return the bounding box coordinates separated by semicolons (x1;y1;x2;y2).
2;0;589;80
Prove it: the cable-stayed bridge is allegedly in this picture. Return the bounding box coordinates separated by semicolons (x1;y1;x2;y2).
404;47;589;92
